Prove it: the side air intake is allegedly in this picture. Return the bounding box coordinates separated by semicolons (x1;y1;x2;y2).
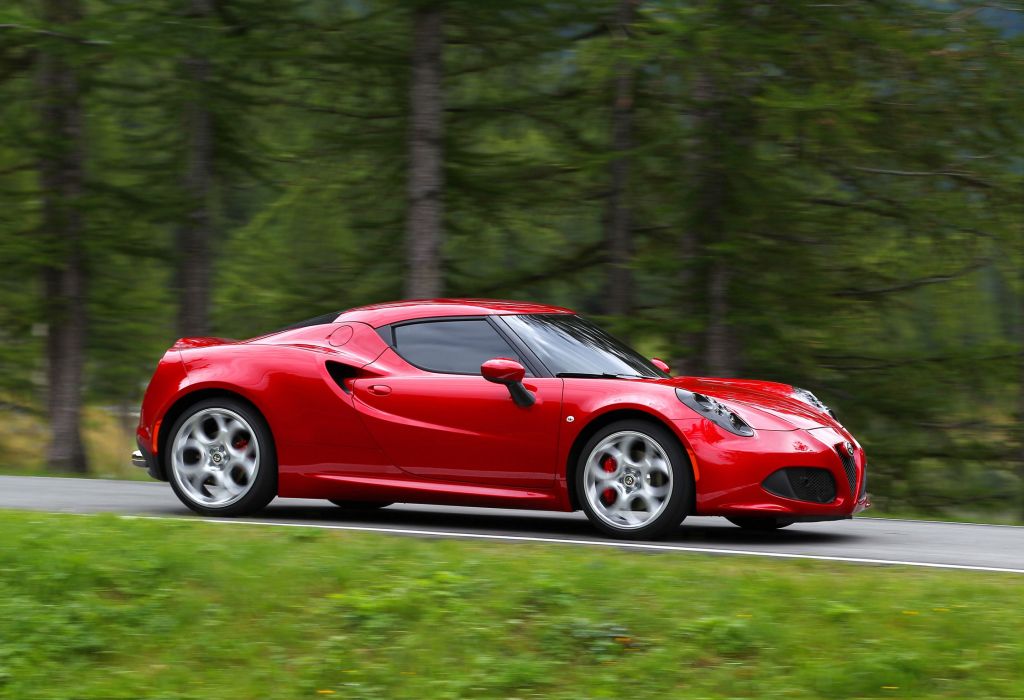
325;361;359;394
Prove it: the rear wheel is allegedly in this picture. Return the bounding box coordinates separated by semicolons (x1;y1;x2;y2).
726;516;794;531
328;500;392;510
166;397;277;517
576;419;693;540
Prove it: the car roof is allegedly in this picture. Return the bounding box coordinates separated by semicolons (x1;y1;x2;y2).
334;298;574;328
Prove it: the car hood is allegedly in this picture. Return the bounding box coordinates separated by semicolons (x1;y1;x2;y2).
661;376;843;431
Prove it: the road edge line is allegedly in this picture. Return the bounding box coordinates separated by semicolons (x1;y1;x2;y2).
72;512;1024;575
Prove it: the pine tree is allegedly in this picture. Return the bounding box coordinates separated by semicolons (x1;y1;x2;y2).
405;3;446;299
36;0;89;472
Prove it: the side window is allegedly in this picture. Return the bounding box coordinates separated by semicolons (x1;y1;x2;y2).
392;319;521;375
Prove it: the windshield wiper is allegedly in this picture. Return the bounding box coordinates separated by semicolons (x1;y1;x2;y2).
555;372;645;379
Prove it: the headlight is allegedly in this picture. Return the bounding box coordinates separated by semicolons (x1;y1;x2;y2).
675;388;755;437
792;387;838;422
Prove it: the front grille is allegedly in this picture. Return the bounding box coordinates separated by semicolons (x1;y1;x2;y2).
762;467;836;504
836;445;857;496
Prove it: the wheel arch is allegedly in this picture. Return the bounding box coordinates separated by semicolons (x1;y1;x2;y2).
564;408;696;512
154;388;273;481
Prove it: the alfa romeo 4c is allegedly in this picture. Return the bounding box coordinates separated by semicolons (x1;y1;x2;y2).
133;299;869;539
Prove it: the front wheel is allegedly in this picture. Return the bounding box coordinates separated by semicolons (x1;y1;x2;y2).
166;397;277;517
576;420;693;540
726;517;794;531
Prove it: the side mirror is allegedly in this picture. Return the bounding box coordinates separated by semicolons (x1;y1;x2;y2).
481;358;535;408
481;357;526;384
651;358;670;374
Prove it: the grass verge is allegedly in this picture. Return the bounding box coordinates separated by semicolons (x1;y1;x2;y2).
0;511;1022;699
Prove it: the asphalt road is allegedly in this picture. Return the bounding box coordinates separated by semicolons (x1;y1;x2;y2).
2;475;1022;573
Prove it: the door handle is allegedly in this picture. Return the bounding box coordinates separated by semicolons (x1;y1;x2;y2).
367;384;392;396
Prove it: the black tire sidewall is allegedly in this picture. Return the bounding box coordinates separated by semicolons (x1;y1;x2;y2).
575;419;693;540
165;397;278;517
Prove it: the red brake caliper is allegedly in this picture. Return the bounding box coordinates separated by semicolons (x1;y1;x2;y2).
601;455;617;505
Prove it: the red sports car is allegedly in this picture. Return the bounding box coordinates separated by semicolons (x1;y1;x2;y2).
133;299;869;539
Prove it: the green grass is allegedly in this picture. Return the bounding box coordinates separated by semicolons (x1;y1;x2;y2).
1;512;1022;699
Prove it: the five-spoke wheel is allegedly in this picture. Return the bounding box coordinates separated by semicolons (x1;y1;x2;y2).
167;398;277;516
577;420;692;539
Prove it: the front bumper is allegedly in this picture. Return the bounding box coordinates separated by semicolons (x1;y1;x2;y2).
674;419;870;518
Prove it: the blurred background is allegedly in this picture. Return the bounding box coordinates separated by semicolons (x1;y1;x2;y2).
0;0;1021;521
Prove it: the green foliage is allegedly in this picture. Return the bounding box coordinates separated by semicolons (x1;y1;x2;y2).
1;511;1024;698
0;0;1022;514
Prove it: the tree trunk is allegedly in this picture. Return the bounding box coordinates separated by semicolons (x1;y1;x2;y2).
672;229;702;376
404;3;445;299
705;256;737;376
176;0;214;337
603;0;639;319
692;69;738;378
1017;248;1024;521
675;68;738;377
37;0;88;473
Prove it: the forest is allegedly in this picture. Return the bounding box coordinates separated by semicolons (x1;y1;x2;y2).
1;0;1022;520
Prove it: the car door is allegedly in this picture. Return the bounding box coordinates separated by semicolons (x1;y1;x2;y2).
350;317;563;488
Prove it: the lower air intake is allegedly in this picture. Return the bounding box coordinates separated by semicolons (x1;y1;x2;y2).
762;467;836;504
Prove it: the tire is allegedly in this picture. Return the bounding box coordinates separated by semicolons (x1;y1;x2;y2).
165;397;277;517
328;500;393;510
575;419;693;540
726;517;794;531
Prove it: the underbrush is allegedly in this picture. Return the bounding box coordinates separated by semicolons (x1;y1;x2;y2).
0;402;143;480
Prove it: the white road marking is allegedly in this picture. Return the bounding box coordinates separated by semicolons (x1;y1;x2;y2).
96;512;1024;575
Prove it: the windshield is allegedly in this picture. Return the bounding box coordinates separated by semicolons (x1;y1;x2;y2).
503;314;668;379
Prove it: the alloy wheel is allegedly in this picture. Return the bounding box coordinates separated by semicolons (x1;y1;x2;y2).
170;407;260;508
583;430;673;530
